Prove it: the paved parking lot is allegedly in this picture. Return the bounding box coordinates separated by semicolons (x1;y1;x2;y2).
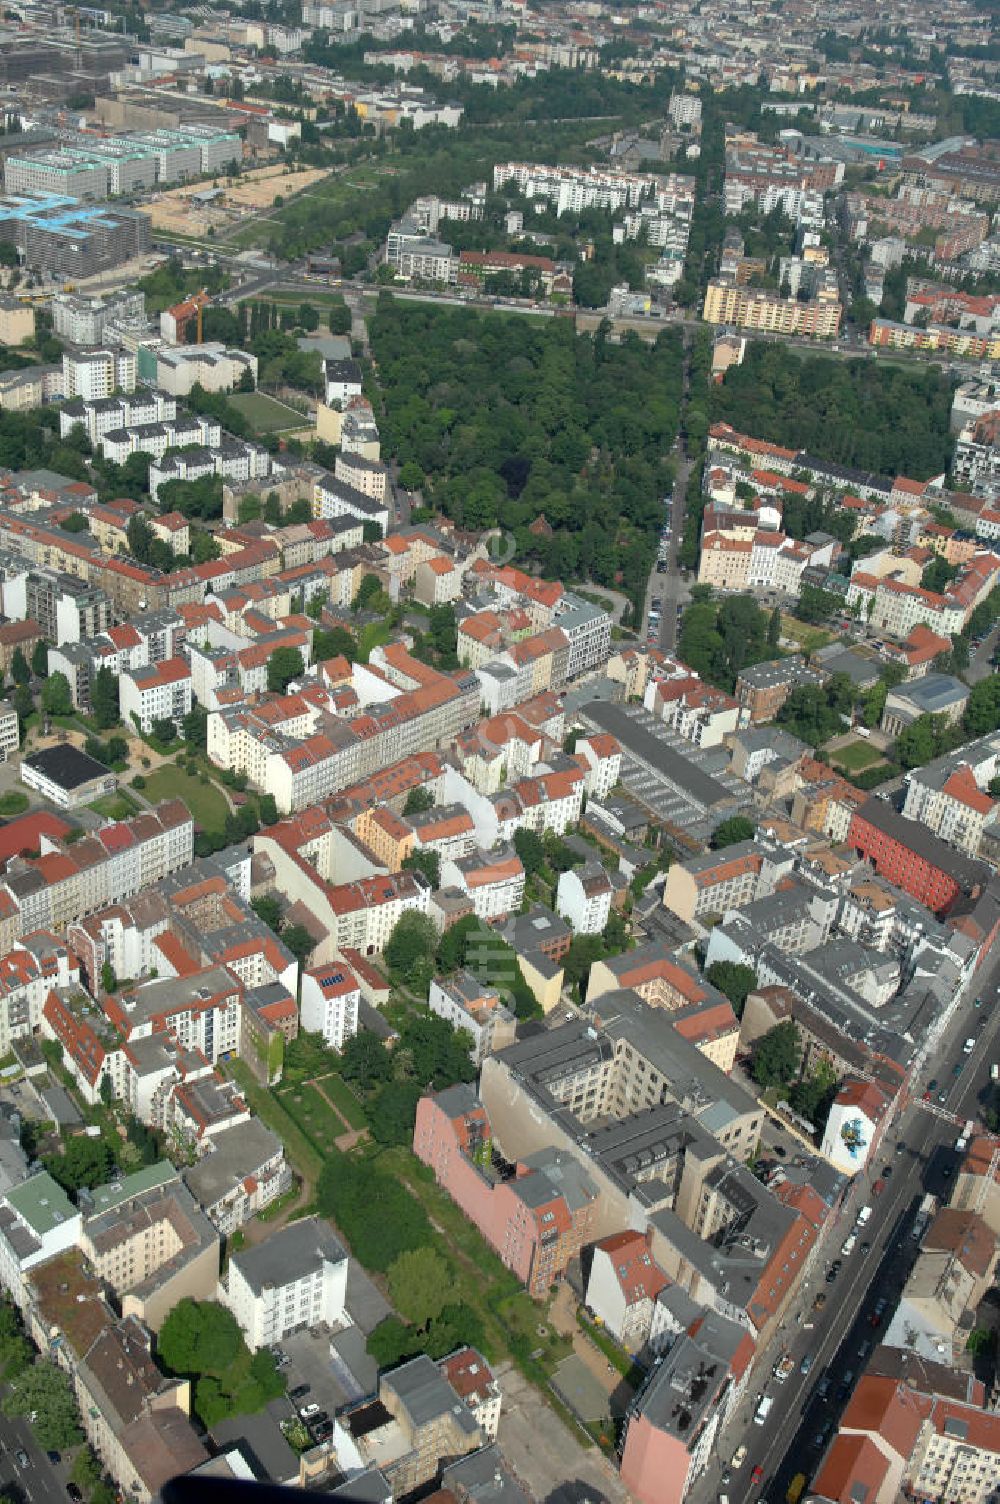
276;1266;390;1424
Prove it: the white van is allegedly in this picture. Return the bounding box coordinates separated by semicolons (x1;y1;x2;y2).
754;1395;773;1426
857;1205;872;1226
991;1064;999;1083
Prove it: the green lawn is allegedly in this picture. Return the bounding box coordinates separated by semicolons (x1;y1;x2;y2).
832;738;884;772
780;614;835;652
228;391;308;432
277;1081;348;1155
225;1059;323;1183
88;792;140;821
319;1073;368;1131
142;764;229;834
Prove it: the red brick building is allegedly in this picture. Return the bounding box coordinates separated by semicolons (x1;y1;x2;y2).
847;797;989;917
413;1085;597;1297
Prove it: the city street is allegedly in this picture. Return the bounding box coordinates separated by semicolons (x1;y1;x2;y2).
693;952;1000;1504
0;1409;68;1504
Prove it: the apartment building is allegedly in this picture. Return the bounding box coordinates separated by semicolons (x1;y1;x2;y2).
620;1310;755;1504
62;347;137;401
584;1231;670;1351
299;960;361;1050
441;847;525;920
182;1119;290;1237
414;1084;599;1297
79;1165;219;1332
0;1171;81;1308
703;280;842;337
847;798;991;917
119;655;192;733
52;288;145;345
255;820;432;962
812;1372;1000;1504
223;1216;349;1351
333;1354;483;1499
334;451;388;506
427;972;517;1065
154;343;257;396
26;1255;207;1503
902;734;1000;858
735;655;826;723
0;801;193;947
556;862;614;935
661;840;777;926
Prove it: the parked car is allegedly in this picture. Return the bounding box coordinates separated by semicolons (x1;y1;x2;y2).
300;1403;320;1419
290;1385;310;1401
67;1487;83;1502
16;1451;29;1468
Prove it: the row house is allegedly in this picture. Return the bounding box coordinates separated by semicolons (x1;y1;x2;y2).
0;931;80;1054
644;672;743;748
440;847;525;921
119;655;192;733
299;961;361;1050
313;471;390;538
0;802;193;946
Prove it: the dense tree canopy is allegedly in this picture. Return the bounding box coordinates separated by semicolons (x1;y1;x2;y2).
711;343;953;479
370;300;683;614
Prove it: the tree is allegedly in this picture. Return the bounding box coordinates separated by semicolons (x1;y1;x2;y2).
30;639;48;676
402;848;440;888
384;911;437;978
90;666;119;730
182;703;208;748
10;648;29;686
313;625;357;662
796;585;840;624
158;1299;243;1378
398;460;424;492
767;606;781;649
710;815;755;849
71;1447;103;1495
151;717;177;744
282;924;314;967
3;1362;83;1450
751;1020;801;1090
316;1154;430;1272
706;961;757;1017
100;960;116;994
353;573;389;613
563;934;606;996
339;1030;392;1092
964;676;1000;736
436;912;481;973
13;683;32;726
251;895;282;932
267;646;305;695
40;672;72;717
513;827;546;878
403;785;435;816
388;1248;450;1331
44;1136;113;1194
